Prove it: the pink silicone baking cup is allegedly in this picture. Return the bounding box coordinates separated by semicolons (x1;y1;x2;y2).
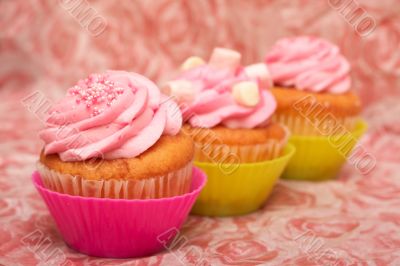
32;167;207;258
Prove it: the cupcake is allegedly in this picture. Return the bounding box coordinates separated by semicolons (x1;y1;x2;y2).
265;36;362;136
162;48;294;216
264;36;367;180
33;72;207;259
38;70;194;199
163;47;289;163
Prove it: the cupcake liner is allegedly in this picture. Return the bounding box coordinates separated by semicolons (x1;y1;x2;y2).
272;113;357;136
282;119;367;181
193;125;290;163
37;161;193;199
191;143;295;216
32;167;207;258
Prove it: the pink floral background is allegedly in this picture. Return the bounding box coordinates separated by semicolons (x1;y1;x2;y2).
1;0;400;265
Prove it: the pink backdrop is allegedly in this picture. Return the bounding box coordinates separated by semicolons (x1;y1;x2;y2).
1;0;400;265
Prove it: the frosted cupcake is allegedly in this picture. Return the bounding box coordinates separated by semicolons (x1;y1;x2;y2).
38;71;194;199
265;37;366;180
163;48;294;216
163;47;289;163
265;36;362;136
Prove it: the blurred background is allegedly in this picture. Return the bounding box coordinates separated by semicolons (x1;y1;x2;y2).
1;0;399;107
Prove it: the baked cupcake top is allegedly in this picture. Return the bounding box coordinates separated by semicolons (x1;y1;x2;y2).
163;47;276;129
40;71;182;162
265;36;351;94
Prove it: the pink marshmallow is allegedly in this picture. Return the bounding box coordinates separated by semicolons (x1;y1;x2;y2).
162;80;195;103
209;48;241;70
244;63;272;89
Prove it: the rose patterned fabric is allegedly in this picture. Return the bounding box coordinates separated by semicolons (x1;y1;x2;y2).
1;0;400;265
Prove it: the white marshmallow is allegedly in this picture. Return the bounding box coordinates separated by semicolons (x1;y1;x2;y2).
232;81;260;107
180;56;205;70
209;48;241;70
162;80;195;103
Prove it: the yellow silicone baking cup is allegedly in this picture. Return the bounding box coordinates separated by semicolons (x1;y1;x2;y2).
191;143;295;217
282;119;367;181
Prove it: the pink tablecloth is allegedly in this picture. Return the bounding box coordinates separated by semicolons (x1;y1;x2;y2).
1;1;400;265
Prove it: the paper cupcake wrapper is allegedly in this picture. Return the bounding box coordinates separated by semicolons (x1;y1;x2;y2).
37;161;193;199
32;167;206;258
191;143;295;216
193;125;290;163
272;113;358;136
282;119;367;181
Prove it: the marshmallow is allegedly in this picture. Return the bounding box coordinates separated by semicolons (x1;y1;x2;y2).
162;80;195;103
209;48;241;70
180;56;205;71
232;81;260;107
244;63;272;89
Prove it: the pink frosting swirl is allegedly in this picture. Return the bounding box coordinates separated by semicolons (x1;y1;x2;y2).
163;48;276;129
40;71;182;162
265;36;351;94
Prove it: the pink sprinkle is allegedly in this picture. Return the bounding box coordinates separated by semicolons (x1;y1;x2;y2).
71;73;126;116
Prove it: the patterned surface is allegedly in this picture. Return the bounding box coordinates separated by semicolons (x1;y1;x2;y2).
1;0;400;265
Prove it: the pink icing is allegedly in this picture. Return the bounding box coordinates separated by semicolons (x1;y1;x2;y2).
265;36;351;94
165;48;276;129
40;71;182;162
